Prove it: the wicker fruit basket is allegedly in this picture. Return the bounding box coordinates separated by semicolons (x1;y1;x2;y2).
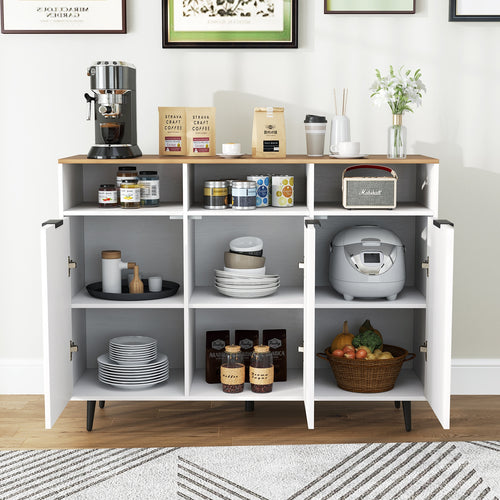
316;344;416;393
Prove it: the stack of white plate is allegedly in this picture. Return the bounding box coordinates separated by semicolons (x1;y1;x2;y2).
97;336;169;389
214;269;280;298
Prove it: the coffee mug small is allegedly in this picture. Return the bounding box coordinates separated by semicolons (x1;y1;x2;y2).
148;276;162;293
337;141;360;157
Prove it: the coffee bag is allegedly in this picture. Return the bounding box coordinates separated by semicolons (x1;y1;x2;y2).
205;330;230;383
158;107;186;156
252;107;286;158
186;107;216;156
262;329;287;381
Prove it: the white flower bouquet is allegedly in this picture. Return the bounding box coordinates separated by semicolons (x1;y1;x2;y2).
369;66;426;158
370;66;426;115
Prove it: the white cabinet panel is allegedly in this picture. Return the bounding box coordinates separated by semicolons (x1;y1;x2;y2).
41;219;73;429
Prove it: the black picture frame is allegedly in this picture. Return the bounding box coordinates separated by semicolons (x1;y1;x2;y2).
324;0;415;14
162;0;298;48
0;0;126;34
449;0;500;21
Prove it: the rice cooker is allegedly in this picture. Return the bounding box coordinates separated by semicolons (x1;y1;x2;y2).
329;225;405;301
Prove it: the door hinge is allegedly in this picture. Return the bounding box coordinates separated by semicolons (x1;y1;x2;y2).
68;256;77;277
419;341;428;362
422;257;430;277
70;340;79;361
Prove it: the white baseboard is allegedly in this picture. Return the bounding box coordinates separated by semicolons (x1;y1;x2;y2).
451;359;500;395
0;357;499;396
0;358;44;394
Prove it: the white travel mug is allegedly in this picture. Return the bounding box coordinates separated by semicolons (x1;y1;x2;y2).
304;115;327;156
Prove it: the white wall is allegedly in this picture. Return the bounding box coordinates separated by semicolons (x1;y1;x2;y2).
1;0;499;393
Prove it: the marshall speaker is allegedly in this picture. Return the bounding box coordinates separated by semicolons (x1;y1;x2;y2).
342;165;398;209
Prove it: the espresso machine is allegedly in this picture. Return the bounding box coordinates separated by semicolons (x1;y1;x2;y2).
85;61;142;159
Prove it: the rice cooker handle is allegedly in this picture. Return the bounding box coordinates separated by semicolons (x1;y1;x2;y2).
343;165;398;178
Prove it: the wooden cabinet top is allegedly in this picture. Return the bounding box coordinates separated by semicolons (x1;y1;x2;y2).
59;154;439;165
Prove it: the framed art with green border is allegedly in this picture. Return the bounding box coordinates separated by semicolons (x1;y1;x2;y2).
162;0;298;48
324;0;415;14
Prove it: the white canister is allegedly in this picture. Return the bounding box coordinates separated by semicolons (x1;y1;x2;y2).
101;250;135;294
272;175;294;207
247;175;270;207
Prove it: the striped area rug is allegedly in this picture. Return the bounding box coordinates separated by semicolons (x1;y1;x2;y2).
0;441;499;499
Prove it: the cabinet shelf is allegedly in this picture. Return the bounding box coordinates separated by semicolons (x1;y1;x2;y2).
315;286;426;309
71;287;184;309
189;286;303;309
314;369;426;401
314;202;434;217
71;369;185;401
63;202;184;217
189;369;304;401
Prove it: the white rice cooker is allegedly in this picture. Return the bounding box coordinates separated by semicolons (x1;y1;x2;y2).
329;225;405;301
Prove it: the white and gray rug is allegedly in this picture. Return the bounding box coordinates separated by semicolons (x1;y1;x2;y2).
1;441;499;500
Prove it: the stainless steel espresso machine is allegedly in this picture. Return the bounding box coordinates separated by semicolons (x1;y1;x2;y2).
85;61;142;159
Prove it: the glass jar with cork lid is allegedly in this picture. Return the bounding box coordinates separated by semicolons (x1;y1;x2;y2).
220;345;244;393
249;345;274;393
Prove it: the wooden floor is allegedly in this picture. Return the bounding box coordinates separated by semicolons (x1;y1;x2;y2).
1;395;499;449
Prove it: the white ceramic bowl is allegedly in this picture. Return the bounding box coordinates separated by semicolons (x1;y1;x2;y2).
223;266;266;275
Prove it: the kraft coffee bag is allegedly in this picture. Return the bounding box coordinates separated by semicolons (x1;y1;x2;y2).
158;107;186;156
206;330;230;383
252;107;286;158
186;107;216;156
262;329;287;381
235;329;259;383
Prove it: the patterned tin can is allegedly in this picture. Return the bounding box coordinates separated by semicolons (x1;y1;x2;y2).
204;180;228;210
247;175;270;207
272;175;294;207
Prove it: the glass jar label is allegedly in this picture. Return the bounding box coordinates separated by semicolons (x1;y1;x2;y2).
220;364;245;385
120;187;141;203
140;180;160;200
98;190;117;204
249;366;274;385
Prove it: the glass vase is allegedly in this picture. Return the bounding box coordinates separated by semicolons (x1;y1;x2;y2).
388;114;407;159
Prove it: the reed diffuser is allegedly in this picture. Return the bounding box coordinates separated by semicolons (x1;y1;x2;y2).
330;87;350;155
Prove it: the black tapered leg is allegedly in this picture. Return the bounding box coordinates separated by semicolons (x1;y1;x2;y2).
245;401;255;412
394;401;401;409
87;401;96;431
99;401;105;409
402;401;411;432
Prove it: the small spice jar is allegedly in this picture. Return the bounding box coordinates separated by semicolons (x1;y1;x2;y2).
249;345;274;393
139;171;160;207
98;184;118;208
204;180;228;210
220;345;245;394
120;179;141;209
232;180;256;210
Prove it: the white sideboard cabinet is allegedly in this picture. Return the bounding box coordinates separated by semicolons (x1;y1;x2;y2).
41;154;454;432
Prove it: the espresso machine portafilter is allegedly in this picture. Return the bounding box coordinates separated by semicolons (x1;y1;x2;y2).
85;61;142;159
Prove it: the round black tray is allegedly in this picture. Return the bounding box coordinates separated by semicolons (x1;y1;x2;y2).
86;280;180;301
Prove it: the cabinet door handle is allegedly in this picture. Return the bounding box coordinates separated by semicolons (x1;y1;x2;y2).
298;261;305;269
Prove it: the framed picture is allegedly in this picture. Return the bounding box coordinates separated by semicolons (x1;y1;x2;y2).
162;0;298;48
1;0;126;34
325;0;415;14
449;0;500;21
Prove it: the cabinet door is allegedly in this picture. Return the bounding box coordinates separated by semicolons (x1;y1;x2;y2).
425;220;454;429
41;219;73;429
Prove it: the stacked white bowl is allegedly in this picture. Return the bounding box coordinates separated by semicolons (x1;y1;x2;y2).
215;237;280;298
